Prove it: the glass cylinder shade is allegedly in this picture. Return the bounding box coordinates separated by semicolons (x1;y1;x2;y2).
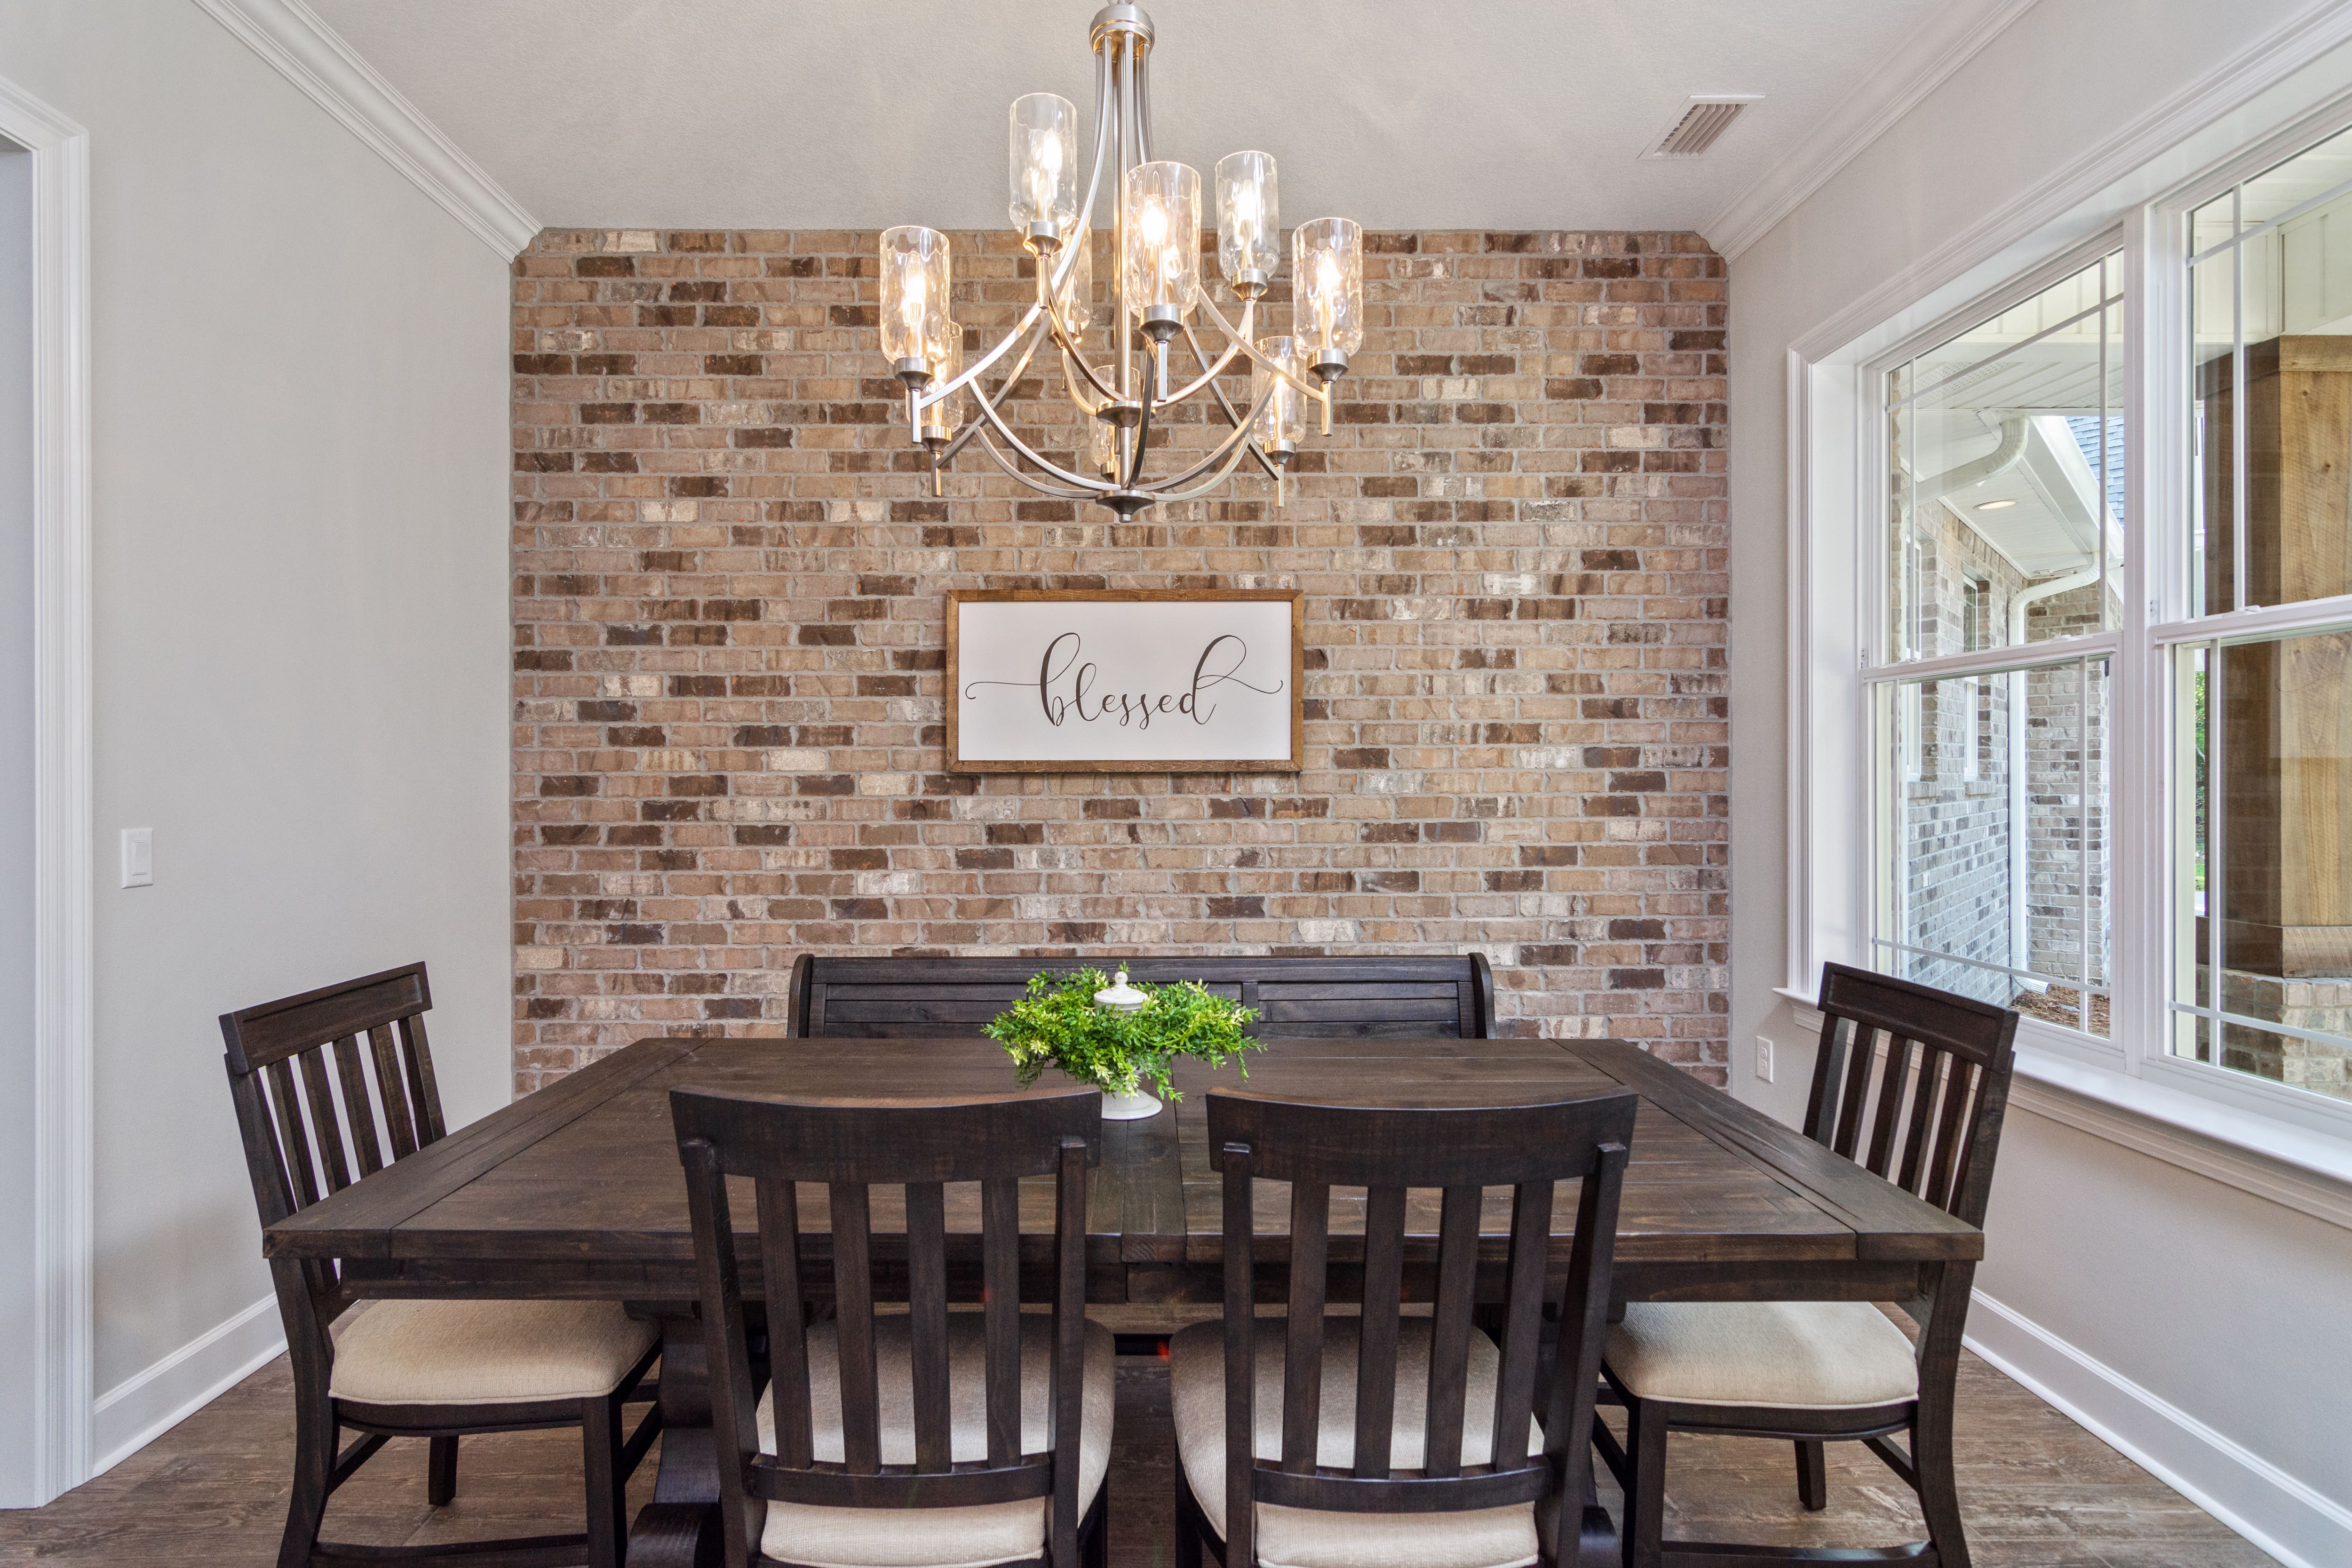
1086;413;1119;478
1253;336;1303;447
1122;160;1201;319
1292;216;1364;359
922;329;964;438
879;225;953;369
1216;151;1279;282
1009;94;1079;237
1049;228;1094;340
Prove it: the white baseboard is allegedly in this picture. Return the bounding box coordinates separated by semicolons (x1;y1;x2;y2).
1966;1289;2352;1568
90;1295;285;1477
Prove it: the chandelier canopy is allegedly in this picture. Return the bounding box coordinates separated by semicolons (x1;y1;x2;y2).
881;2;1360;518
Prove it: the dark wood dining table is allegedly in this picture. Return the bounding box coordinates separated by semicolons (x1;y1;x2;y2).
265;1033;1983;1566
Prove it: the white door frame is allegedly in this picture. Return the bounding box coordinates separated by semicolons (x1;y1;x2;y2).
0;72;93;1507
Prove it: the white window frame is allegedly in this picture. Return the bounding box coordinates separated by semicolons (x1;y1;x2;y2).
1785;89;2352;1185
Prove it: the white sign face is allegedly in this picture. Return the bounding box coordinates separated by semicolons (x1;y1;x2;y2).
947;593;1302;772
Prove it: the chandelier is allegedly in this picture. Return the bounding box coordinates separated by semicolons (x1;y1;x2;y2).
879;2;1361;518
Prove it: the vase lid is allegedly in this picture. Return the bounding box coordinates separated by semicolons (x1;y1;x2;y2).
1094;969;1147;1013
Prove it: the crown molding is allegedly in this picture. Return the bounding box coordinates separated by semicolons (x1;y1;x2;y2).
190;0;539;258
1704;0;2040;262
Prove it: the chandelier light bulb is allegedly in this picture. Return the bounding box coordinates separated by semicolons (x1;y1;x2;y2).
1008;93;1079;240
1293;216;1364;373
1253;334;1305;452
879;225;952;371
922;328;965;441
1121;160;1201;327
1215;151;1279;287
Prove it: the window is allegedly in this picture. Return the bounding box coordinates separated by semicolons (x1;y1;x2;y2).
1796;96;2352;1160
2167;127;2352;1107
1870;254;2121;1039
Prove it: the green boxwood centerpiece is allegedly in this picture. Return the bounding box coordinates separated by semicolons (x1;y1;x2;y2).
985;967;1261;1102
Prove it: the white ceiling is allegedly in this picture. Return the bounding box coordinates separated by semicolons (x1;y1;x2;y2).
309;0;2014;238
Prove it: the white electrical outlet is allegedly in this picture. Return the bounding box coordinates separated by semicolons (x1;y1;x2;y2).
120;828;153;888
1755;1035;1775;1083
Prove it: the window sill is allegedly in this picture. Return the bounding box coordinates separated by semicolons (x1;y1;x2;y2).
1772;986;2352;1229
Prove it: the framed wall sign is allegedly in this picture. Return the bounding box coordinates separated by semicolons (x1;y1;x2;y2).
945;589;1304;773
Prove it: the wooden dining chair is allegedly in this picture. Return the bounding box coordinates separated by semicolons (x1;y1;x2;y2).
668;1083;1113;1568
1594;961;2019;1568
1172;1085;1637;1568
222;963;661;1568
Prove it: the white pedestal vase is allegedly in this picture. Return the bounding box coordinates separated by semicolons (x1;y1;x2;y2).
1099;1087;1162;1120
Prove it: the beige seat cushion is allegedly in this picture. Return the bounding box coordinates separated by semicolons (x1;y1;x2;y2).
1168;1318;1545;1568
1605;1301;1920;1409
755;1314;1115;1568
329;1298;656;1407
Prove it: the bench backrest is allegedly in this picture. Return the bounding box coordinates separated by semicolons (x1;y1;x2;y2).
786;954;1499;1041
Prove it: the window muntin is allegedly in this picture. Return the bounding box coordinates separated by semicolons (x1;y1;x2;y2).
2169;627;2352;1105
2189;127;2352;617
1886;255;2124;665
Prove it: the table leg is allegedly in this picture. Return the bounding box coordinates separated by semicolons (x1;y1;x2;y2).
628;1308;722;1568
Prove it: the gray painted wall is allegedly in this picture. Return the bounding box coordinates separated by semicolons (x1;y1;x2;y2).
0;0;514;1465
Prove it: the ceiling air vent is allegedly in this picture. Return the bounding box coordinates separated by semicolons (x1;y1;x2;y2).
1643;95;1761;159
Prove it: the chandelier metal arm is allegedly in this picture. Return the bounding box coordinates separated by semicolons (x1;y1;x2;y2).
1125;355;1156;487
1194;288;1327;403
1153;296;1252;407
972;427;1097;500
1043;45;1114;310
970;364;1104;491
933;314;1053;467
914;298;1045;418
1137;375;1273;490
1150;384;1281;503
1183;320;1286;484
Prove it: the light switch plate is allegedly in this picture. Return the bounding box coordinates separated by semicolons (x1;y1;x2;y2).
1755;1035;1774;1083
120;827;153;888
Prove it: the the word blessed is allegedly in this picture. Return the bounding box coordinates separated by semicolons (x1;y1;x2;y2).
963;631;1283;730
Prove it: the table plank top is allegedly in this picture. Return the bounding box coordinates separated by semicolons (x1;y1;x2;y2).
266;1035;1980;1289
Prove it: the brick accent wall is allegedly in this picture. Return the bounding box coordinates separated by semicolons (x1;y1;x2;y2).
510;227;1730;1092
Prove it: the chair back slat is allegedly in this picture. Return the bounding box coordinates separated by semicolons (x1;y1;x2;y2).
1488;1178;1553;1469
904;1179;953;1473
331;1035;385;1177
263;1058;322;1210
668;1087;1102;1560
980;1176;1022;1468
1862;1034;1917;1178
756;1178;814;1469
1893;1052;1947;1193
828;1180;882;1473
368;1024;419;1160
1829;1024;1875;1159
296;1046;353;1193
399;1014;447;1143
1807;963;2018;1226
1279;1182;1331;1474
1419;1184;1482;1481
1206;1088;1637;1541
1352;1183;1407;1479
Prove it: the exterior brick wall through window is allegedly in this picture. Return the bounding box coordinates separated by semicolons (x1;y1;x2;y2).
509;227;1730;1092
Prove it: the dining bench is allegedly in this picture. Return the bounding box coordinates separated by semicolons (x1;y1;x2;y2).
783;953;1500;1039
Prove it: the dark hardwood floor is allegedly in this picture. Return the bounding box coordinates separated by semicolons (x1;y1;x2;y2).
0;1344;2275;1567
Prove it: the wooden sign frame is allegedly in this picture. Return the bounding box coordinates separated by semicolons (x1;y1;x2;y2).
943;589;1305;774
